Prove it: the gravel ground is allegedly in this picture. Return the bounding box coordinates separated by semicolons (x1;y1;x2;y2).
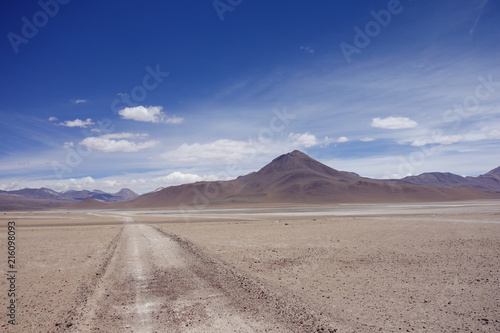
157;203;500;332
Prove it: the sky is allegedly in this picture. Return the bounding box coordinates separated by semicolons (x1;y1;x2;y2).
1;0;499;194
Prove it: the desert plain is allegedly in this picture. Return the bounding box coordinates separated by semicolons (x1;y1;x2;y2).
1;201;499;332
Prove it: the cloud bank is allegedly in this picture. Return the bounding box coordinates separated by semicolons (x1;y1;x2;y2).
371;116;418;130
80;133;159;152
59;118;95;128
118;106;183;124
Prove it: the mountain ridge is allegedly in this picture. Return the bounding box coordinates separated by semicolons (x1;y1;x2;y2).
402;166;500;192
87;151;500;209
2;151;498;211
0;188;138;211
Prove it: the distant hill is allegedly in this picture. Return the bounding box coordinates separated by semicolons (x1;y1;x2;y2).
7;187;61;200
67;150;500;210
114;188;139;201
0;188;138;211
59;188;139;202
402;166;500;192
0;192;69;211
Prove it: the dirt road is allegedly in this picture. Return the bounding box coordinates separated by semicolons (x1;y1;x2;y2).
58;222;333;332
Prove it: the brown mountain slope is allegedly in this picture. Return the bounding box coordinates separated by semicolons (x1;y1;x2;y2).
227;151;497;204
236;150;359;195
122;180;244;209
0;192;70;211
402;165;500;192
72;150;499;210
401;172;469;187
485;166;500;178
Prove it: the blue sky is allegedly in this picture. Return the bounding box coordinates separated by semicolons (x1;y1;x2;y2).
1;0;499;193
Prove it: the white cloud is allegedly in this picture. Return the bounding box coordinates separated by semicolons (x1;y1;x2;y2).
322;136;350;146
118;106;183;124
72;99;88;104
72;176;94;185
162;132;331;167
80;134;159;152
410;135;463;147
50;176;96;191
0;181;20;191
63;141;74;148
409;126;500;147
85;172;218;193
337;136;349;143
320;137;335;147
162;139;261;164
103;178;147;189
100;132;149;140
360;137;375;142
371;116;418;130
0;176;103;192
154;172;209;185
59;118;95;128
165;116;184;124
48;116;58;121
288;132;319;147
322;143;500;180
103;180;119;188
162;132;350;167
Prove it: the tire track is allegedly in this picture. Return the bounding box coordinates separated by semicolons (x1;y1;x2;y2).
62;223;337;332
55;226;124;332
155;227;339;333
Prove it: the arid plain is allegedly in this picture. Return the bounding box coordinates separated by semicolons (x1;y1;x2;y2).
1;201;499;332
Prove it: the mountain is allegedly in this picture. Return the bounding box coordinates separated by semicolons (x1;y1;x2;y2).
120;180;243;209
104;150;363;209
114;188;140;201
0;188;138;211
401;173;469;187
224;150;499;204
0;192;69;211
232;150;363;202
59;188;139;202
66;150;499;210
4;151;498;211
7;187;61;200
485;166;500;178
402;166;500;192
